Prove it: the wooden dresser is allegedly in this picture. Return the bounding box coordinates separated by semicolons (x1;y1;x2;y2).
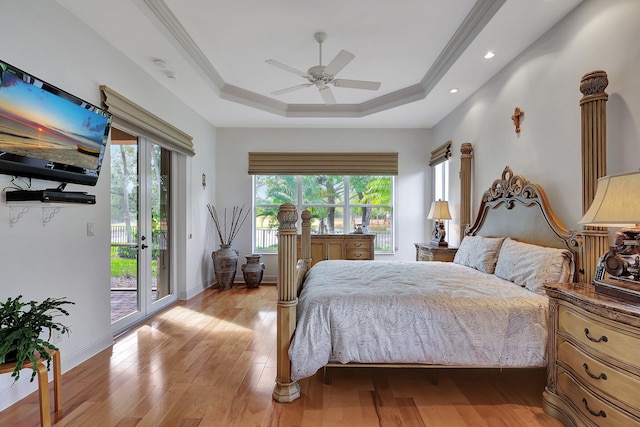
543;282;640;426
413;243;457;262
297;234;374;266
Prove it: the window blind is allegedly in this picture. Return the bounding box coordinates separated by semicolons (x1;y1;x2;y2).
100;85;195;156
428;141;452;167
248;152;398;175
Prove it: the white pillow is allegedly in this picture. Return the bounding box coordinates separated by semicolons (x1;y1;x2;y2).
494;238;574;295
453;235;505;274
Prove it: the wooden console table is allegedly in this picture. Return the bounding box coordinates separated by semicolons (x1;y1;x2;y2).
0;350;61;427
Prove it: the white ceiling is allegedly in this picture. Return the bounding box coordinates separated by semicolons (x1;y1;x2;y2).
58;0;582;128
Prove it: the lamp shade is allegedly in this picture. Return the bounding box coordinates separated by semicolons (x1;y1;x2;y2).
579;171;640;226
427;200;452;221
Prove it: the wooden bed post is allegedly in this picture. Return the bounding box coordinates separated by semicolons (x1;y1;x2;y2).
273;203;300;402
459;143;473;240
300;209;312;269
580;71;609;284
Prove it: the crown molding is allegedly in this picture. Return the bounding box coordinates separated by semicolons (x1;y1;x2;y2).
135;0;225;92
136;0;505;119
220;84;288;116
419;0;506;93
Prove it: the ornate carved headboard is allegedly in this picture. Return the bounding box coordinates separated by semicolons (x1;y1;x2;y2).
467;166;583;280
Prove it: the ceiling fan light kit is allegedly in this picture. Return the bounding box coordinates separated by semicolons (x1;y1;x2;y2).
266;32;381;105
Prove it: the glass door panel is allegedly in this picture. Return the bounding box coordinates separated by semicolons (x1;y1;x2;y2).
110;130;140;328
110;129;174;334
150;144;171;306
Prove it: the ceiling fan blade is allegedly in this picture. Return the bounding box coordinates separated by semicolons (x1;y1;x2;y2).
319;86;336;105
323;50;355;76
271;83;313;95
333;79;381;91
265;60;309;78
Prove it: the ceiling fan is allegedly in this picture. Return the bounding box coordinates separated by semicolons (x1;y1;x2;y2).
266;32;381;105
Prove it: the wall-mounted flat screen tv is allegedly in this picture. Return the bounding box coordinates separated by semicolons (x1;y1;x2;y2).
0;59;112;186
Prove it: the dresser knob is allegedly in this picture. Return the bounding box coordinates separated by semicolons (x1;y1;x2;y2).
584;328;608;343
582;398;607;418
583;363;607;380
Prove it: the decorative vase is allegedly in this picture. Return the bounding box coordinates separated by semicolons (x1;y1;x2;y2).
242;254;265;288
212;244;239;290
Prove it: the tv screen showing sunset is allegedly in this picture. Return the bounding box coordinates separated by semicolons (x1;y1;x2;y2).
0;68;109;171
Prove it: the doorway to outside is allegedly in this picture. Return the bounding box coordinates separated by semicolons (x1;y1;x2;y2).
110;128;175;334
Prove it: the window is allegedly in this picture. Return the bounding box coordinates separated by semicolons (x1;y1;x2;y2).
434;160;449;201
433;160;450;238
254;175;394;254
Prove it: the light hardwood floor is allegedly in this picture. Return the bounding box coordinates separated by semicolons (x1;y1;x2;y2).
1;285;562;427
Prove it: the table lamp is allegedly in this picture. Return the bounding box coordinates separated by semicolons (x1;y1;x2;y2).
579;170;640;302
427;200;452;247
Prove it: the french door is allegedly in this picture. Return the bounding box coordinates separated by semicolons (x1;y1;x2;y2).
110;128;176;334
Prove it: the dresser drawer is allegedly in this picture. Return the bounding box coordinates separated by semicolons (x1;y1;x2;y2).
345;238;372;260
345;240;371;250
558;338;640;411
557;368;640;426
346;249;371;260
558;305;640;369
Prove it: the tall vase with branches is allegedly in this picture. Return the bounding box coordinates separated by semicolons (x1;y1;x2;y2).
207;204;250;290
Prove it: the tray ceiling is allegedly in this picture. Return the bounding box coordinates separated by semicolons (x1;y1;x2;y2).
58;0;583;128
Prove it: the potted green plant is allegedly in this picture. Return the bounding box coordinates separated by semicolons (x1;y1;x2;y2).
0;295;74;381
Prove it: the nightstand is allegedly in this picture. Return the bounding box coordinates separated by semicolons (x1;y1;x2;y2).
414;243;457;262
543;282;640;426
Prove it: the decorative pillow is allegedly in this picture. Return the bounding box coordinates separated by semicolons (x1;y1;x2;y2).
494;238;574;295
453;235;505;274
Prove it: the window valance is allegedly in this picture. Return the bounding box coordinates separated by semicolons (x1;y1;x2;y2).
428;140;452;167
248;152;398;175
100;85;195;156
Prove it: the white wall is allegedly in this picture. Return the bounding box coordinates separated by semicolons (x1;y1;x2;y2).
433;0;640;234
215;128;433;280
0;0;216;409
4;0;638;414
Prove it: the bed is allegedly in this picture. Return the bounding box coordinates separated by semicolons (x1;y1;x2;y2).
272;166;583;402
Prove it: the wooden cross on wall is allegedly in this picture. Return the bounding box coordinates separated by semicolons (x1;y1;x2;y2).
512;107;524;133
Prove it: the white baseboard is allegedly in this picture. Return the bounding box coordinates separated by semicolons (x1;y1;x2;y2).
262;274;277;284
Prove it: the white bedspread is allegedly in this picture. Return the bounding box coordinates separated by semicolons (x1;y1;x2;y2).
289;260;549;381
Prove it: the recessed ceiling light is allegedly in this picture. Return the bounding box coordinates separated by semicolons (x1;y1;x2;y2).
484;51;495;59
449;88;459;94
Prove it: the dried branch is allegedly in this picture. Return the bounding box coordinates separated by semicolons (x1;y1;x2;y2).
207;204;250;246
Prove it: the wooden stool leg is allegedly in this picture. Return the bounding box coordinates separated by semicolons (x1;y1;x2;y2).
52;350;62;412
36;361;51;427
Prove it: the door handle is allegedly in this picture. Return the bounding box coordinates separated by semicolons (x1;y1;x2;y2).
141;244;149;249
